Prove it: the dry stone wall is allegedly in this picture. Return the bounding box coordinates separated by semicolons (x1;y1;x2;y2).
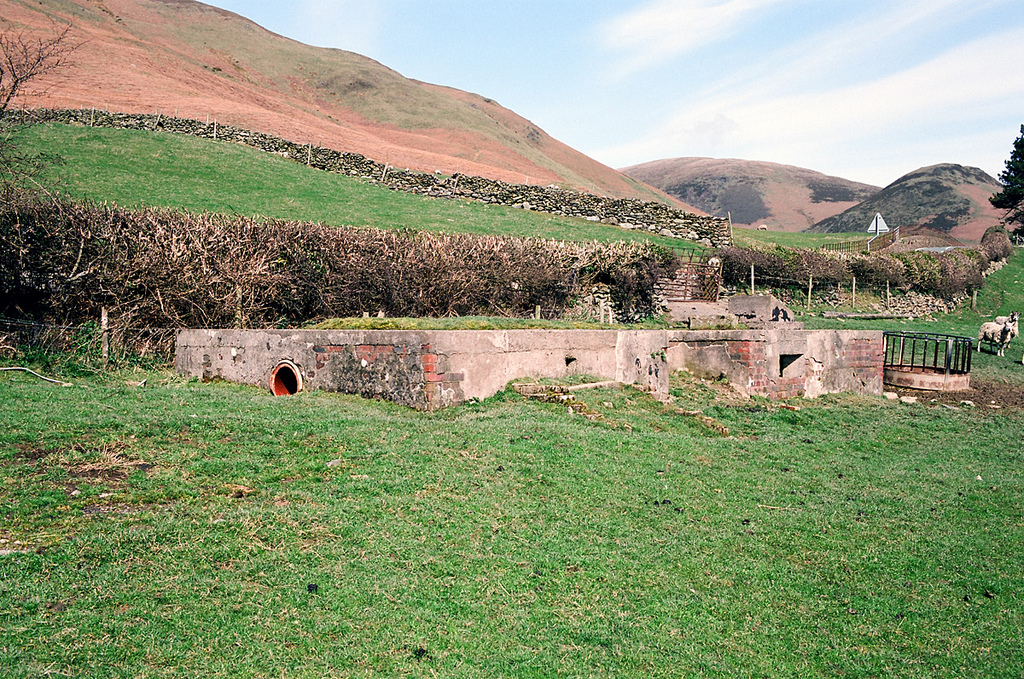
22;108;732;247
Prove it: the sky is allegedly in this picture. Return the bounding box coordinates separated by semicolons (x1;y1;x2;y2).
203;0;1024;188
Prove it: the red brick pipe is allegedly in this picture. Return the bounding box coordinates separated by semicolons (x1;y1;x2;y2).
270;360;303;396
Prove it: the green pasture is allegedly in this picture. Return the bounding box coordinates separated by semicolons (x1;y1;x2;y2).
2;360;1022;678
3;118;1023;678
16;123;691;248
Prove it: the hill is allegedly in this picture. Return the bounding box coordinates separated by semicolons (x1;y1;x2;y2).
810;164;1004;242
2;0;683;206
13;123;693;249
621;157;879;231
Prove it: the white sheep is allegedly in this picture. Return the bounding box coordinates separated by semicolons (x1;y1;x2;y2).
998;311;1020;351
978;312;1019;356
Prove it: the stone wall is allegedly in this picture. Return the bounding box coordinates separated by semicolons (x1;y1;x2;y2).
21;108;732;247
175;326;882;408
667;328;883;399
175;328;671;410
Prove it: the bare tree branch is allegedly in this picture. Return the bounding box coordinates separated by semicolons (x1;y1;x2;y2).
0;23;75;112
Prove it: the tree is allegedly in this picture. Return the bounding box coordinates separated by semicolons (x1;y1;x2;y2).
0;23;75;199
990;124;1024;233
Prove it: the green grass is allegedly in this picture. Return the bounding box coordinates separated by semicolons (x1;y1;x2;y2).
1;365;1022;678
731;226;866;249
16;123;687;248
310;316;676;331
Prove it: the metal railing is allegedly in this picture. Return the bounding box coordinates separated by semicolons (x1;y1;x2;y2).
883;331;972;376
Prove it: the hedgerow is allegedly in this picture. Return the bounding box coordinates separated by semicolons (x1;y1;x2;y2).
716;231;1010;297
0;198;678;327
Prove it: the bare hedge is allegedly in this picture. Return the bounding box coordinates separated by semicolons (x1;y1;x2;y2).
0;198;679;327
716;227;1012;297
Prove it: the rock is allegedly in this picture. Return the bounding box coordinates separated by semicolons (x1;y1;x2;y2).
884;392;899;401
899;396;918;404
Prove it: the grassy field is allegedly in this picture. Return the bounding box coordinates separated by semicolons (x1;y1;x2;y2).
15;123;693;248
4;120;1024;677
731;226;866;249
2;357;1022;678
1;254;1023;677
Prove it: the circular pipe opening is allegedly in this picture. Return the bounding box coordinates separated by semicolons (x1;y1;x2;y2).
270;360;303;396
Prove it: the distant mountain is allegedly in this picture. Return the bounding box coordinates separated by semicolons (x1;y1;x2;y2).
809;164;1004;242
3;0;682;206
621;157;879;231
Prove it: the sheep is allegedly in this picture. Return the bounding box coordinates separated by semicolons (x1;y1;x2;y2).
978;312;1019;356
997;311;1020;351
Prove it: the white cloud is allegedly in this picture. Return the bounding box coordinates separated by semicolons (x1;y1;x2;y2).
598;24;1024;184
599;0;793;76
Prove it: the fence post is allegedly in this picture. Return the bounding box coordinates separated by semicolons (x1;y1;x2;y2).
886;280;891;308
972;290;977;310
534;305;541;320
806;275;813;310
750;264;755;296
852;277;856;308
101;308;109;364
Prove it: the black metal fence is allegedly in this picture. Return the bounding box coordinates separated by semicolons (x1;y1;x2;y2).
883;331;972;376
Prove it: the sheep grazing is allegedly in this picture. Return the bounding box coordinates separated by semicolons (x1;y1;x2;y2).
978;311;1019;356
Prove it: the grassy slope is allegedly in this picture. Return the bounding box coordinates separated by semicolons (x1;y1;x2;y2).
731;226;866;249
17;123;688;247
1;368;1022;678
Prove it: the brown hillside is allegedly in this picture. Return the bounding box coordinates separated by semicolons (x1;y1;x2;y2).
622;157;879;231
809;164;1004;243
3;0;688;206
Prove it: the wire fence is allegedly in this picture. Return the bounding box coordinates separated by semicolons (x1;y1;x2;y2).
0;316;178;364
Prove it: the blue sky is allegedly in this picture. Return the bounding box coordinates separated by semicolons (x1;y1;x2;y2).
204;0;1024;187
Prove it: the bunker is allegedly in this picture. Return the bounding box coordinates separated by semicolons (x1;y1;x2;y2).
175;298;884;408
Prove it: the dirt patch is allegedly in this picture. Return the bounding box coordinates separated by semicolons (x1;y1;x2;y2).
11;444;50;463
890;379;1024;411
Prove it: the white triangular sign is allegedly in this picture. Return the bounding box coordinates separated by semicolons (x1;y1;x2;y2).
868;213;889;234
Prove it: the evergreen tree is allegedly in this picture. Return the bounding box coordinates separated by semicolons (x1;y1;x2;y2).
990;124;1024;232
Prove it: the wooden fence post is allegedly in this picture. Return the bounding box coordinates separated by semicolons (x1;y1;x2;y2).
750;264;755;296
101;308;109;364
806;275;813;310
852;277;857;308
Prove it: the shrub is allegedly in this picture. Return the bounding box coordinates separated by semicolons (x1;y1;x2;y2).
717;246;790;287
935;249;984;296
788;248;852;285
0;197;676;327
847;253;907;288
981;225;1013;262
